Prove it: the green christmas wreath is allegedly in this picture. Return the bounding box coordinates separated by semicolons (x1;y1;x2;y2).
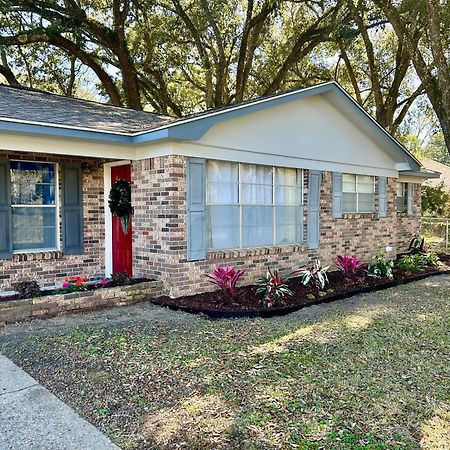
109;179;132;234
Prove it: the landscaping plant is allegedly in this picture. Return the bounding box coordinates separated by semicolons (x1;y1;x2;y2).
95;279;110;288
12;280;42;299
61;276;88;293
396;254;423;272
335;255;364;278
255;267;293;308
110;272;132;286
421;252;441;267
408;237;427;255
295;260;329;290
368;252;394;279
207;264;245;301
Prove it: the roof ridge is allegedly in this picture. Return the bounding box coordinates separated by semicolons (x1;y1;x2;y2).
0;83;174;119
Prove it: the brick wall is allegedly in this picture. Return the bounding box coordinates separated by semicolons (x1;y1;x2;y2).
0;152;422;297
0;150;106;291
397;183;422;250
132;155;422;297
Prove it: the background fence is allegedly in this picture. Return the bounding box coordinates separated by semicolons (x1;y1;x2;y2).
421;217;450;251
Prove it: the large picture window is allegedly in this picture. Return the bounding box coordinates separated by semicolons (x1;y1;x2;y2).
206;161;303;250
10;161;58;251
342;174;375;213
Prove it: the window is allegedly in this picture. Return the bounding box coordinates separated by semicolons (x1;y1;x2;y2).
206;161;303;250
10;161;58;252
396;182;407;212
342;174;375;213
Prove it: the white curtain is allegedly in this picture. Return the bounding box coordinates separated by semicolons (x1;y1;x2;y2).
206;161;239;249
274;168;301;244
241;164;273;246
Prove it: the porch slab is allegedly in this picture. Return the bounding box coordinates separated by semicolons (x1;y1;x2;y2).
0;355;119;450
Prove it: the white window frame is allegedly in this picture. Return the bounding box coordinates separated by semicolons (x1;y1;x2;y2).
206;161;304;250
10;160;60;253
342;173;376;213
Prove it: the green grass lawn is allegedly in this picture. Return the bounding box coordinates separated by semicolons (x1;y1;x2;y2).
1;276;450;449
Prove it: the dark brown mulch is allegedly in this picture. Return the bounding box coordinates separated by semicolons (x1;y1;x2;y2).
152;259;450;313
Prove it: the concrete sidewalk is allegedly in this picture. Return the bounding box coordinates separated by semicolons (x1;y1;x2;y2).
0;355;119;450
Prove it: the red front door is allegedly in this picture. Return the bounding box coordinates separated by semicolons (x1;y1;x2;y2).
111;164;132;276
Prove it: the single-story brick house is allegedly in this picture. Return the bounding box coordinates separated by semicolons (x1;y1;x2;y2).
0;81;439;297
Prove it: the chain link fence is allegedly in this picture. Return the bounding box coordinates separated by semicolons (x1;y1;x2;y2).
421;217;450;251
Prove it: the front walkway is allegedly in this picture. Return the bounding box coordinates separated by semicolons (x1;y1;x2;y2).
0;355;118;450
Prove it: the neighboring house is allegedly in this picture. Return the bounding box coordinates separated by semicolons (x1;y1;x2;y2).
420;157;450;191
0;82;439;296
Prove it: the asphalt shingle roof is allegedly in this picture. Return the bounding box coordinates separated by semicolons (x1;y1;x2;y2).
0;84;175;134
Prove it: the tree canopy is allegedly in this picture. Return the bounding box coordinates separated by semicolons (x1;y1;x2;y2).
0;0;448;157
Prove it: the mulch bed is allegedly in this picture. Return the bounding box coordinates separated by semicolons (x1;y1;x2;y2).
151;253;450;319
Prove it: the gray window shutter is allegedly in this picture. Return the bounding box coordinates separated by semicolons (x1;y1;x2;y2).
332;172;343;218
407;183;414;216
186;158;206;261
378;176;387;218
62;163;84;255
0;158;12;259
307;170;321;249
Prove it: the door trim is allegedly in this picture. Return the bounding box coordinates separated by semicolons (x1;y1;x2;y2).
104;160;131;277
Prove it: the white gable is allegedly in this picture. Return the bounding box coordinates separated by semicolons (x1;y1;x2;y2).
187;94;399;176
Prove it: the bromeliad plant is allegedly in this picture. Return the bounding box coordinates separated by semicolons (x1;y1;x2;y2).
255;267;293;308
408;237;427;255
207;264;245;302
335;255;364;278
294;260;329;290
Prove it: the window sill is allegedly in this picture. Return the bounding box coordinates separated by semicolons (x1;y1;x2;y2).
207;244;305;260
341;213;378;219
12;251;63;262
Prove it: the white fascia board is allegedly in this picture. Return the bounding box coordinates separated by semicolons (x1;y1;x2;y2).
0;131;138;160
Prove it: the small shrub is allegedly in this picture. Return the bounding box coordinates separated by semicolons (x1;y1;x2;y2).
408;237;427;255
396;254;423;272
335;255;364;278
61;276;88;293
207;264;245;301
12;280;41;299
110;272;132;286
255;267;293;308
294;260;329;290
421;252;441;267
368;253;394;279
